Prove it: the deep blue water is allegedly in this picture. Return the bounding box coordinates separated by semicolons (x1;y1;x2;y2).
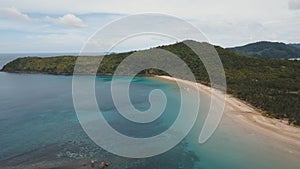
1;73;300;169
0;73;203;169
0;54;299;169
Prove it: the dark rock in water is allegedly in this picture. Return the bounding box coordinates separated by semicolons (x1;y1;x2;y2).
91;160;96;168
99;161;110;169
0;139;200;169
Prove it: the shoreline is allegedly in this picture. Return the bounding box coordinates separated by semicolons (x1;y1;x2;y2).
0;70;155;77
2;71;300;153
156;75;300;154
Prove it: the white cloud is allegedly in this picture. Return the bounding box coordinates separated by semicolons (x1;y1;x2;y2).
0;7;31;22
57;14;87;28
0;0;287;19
0;0;299;51
289;0;300;10
45;14;87;28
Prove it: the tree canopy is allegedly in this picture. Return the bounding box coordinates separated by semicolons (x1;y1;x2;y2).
2;40;300;125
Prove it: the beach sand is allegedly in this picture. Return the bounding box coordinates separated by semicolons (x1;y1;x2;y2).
156;75;300;155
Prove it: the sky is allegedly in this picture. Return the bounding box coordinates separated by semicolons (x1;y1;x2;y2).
0;0;299;53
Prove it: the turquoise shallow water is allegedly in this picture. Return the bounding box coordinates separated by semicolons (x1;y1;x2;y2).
0;72;299;169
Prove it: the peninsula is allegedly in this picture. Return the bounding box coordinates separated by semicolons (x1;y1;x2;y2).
2;40;300;126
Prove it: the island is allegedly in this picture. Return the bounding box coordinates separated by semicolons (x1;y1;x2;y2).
1;40;300;126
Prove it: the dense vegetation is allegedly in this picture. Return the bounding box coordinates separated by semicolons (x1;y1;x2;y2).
228;41;300;59
2;41;300;125
289;43;300;49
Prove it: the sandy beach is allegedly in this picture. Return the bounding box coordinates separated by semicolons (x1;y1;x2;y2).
156;75;300;154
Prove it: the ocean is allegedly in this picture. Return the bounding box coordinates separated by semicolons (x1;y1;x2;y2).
0;54;299;169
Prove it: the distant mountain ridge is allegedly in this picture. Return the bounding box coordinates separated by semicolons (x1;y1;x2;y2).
228;41;300;59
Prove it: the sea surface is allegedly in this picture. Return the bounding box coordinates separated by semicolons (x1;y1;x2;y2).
0;54;300;169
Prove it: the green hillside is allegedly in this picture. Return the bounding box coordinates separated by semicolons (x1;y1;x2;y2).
289;43;300;49
228;41;300;58
2;41;300;125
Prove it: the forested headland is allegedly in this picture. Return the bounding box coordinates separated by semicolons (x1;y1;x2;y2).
2;40;299;125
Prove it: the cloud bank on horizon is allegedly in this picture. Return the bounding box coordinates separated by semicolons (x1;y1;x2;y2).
0;0;299;52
